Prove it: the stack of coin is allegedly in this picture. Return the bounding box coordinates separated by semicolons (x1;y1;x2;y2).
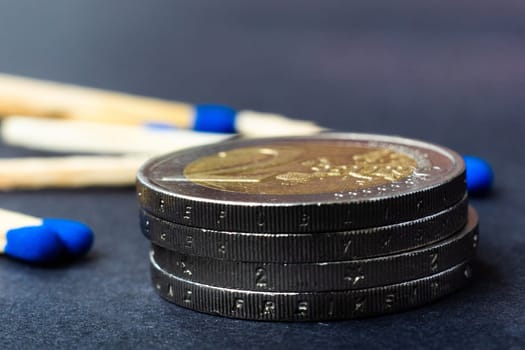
136;133;478;321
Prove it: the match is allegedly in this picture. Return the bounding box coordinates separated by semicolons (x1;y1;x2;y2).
1;116;234;154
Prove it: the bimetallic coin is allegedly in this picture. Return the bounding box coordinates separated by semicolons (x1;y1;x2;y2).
151;207;478;292
137;133;465;233
140;194;468;262
150;255;474;321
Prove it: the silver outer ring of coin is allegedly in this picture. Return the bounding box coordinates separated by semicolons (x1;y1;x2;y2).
137;133;466;233
140;194;468;263
151;207;478;292
150;255;474;321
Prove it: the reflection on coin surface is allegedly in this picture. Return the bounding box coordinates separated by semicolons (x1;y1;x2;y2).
137;133;465;232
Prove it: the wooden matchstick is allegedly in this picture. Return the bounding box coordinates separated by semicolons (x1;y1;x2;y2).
1;116;233;154
0;73;193;126
0;155;148;190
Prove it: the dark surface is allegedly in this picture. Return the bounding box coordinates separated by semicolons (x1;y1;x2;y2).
0;1;523;348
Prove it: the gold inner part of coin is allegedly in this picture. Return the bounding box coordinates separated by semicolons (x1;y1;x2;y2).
183;142;417;195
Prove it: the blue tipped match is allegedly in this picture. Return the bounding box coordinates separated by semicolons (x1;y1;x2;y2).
5;226;65;264
463;155;494;196
193;104;237;133
42;218;94;259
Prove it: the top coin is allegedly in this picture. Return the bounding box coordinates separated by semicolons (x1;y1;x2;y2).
137;133;466;233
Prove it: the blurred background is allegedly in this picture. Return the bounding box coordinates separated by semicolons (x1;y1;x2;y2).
0;0;523;154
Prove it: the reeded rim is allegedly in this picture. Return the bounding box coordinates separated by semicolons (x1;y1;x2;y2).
150;256;473;321
140;194;469;262
150;207;477;292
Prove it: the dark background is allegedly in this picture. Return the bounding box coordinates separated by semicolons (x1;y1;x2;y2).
0;1;523;348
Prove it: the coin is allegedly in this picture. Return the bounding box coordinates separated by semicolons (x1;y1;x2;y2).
151;207;477;292
137;133;465;233
140;194;468;262
150;254;474;321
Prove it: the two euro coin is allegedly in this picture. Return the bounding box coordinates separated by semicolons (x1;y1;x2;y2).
137;133;476;321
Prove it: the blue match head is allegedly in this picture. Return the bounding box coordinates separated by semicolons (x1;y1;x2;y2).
42;218;94;259
463;155;494;196
5;226;65;264
193;104;237;133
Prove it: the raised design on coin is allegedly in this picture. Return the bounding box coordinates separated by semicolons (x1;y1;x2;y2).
183;143;417;195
